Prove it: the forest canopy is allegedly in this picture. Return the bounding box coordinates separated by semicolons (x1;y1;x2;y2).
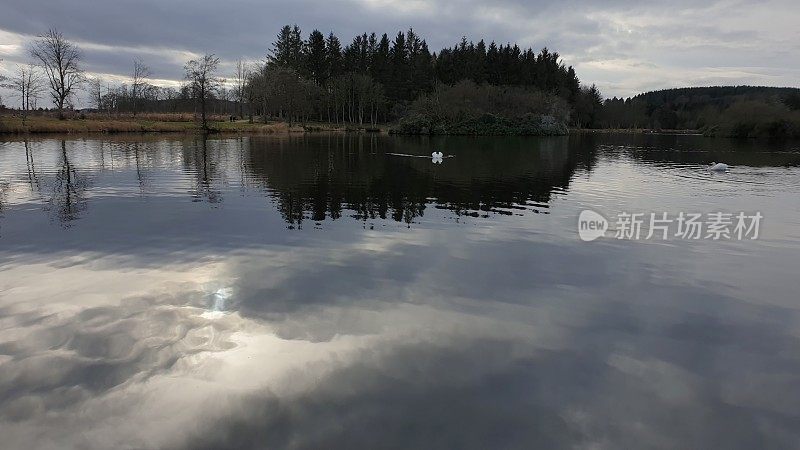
600;86;800;138
241;24;601;133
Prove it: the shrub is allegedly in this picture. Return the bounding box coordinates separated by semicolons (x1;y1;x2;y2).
702;99;800;139
393;81;569;135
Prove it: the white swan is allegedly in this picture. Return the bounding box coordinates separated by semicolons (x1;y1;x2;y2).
432;151;444;158
708;162;729;172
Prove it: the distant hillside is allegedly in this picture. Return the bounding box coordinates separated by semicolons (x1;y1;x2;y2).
630;86;800;106
600;86;800;138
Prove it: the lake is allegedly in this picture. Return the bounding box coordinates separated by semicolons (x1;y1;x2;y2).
1;133;800;449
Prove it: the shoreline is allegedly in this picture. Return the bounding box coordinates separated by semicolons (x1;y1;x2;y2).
0;116;390;135
4;117;791;140
570;128;703;135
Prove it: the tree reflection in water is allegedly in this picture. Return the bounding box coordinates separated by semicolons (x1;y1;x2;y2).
244;134;593;227
45;140;90;227
0;134;601;229
185;137;224;205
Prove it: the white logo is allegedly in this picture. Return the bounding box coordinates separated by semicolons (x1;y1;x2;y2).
577;209;762;242
578;209;608;241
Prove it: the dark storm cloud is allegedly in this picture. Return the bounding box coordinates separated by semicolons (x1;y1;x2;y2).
0;0;798;102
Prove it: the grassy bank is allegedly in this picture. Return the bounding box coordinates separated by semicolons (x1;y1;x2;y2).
571;128;702;135
0;115;388;135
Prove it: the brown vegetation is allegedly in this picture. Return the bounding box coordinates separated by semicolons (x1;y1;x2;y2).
0;113;381;134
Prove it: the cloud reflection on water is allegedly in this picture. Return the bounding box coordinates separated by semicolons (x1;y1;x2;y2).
1;135;800;449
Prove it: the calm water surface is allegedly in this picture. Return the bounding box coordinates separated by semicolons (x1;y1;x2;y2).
1;133;800;449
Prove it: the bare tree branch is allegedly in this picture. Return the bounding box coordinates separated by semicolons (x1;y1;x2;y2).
184;54;221;131
131;58;152;117
1;64;45;124
234;59;250;118
29;29;84;119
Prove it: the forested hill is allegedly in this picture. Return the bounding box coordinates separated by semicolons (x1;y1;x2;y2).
625;86;800;120
600;86;800;138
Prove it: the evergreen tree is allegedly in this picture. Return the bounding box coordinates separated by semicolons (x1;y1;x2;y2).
251;25;596;126
410;39;433;100
325;32;343;81
370;33;391;86
470;40;488;84
271;24;304;71
486;42;500;85
389;31;409;101
304;30;328;86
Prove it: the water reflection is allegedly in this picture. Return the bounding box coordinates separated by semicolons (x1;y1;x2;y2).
1;134;800;449
184;138;224;204
245;135;595;227
0;134;599;230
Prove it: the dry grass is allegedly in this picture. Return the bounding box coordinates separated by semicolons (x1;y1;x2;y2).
0;116;194;133
212;121;290;134
0;114;387;135
81;112;231;122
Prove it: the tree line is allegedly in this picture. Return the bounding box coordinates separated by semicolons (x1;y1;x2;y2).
599;86;800;138
0;29;230;129
241;25;602;127
2;25;603;130
5;27;800;139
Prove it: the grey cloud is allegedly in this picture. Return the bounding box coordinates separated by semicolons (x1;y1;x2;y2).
176;298;800;450
4;134;800;448
0;290;239;419
1;0;798;101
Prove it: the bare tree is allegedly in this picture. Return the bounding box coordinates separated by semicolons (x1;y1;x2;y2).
26;66;45;111
217;86;230;115
233;59;249;118
29;29;84;119
87;76;103;111
2;64;44;124
184;54;221;131
131;58;151;117
0;58;5;106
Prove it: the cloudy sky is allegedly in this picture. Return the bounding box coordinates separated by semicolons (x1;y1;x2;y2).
1;0;798;107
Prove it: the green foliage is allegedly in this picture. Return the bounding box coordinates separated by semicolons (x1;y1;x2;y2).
255;24;592;127
701;100;800;139
600;86;800;136
270;25;304;69
434;41;583;118
304;30;328;86
572;85;603;128
784;92;800;111
325;33;344;81
394;81;569;135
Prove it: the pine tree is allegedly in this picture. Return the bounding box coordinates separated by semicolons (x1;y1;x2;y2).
410;39;433;100
325;32;343;81
304;30;328;85
271;24;304;71
486;42;500;85
370;34;391;86
471;40;488;84
389;31;408;101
